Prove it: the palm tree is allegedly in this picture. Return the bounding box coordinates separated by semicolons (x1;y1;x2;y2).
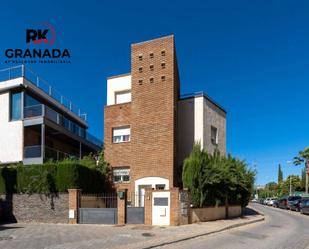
293;147;309;193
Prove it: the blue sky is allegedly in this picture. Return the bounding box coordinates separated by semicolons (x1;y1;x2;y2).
1;0;308;185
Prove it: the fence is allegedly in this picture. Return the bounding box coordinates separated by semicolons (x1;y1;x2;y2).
81;193;117;208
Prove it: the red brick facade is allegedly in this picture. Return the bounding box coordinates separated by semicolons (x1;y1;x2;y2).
104;35;180;193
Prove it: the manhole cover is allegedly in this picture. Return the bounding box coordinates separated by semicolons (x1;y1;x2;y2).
0;236;13;241
142;233;155;237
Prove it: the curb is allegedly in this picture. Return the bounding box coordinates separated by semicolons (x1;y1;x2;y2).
142;216;265;249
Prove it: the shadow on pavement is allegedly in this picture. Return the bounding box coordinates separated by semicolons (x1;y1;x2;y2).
0;225;23;231
242;207;260;216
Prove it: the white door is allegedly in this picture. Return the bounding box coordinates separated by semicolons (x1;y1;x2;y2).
152;192;170;226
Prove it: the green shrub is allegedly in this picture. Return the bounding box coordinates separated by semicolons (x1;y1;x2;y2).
0;160;110;194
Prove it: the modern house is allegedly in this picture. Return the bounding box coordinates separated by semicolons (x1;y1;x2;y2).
0;65;102;165
104;35;226;201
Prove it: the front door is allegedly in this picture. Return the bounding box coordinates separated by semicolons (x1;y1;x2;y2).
152;191;170;226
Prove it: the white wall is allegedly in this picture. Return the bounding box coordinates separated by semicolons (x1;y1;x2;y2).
107;74;131;105
0;92;23;163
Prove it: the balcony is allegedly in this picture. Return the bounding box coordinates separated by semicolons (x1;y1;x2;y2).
24;104;103;148
0;65;87;121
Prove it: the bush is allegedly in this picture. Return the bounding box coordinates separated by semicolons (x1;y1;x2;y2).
182;143;255;208
0;160;110;194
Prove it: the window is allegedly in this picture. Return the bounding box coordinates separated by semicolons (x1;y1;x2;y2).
138;54;143;61
149;65;154;71
115;90;131;104
149;52;154;58
10;91;22;120
161;63;166;69
150;77;154;83
155;184;165;190
138;79;143;85
211;126;218;145
138;67;143;73
113;168;130;183
161;50;166;56
161;76;166;81
25;94;40;107
112;126;130;143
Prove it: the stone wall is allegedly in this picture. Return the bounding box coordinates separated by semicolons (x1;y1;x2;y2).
190;205;242;223
0;193;68;223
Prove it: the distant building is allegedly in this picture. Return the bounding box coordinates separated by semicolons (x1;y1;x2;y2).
104;35;226;202
0;65;102;165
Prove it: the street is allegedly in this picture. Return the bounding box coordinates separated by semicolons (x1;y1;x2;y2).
162;203;309;249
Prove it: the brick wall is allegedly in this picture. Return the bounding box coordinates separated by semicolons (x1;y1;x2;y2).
104;102;132;191
0;193;68;223
131;35;180;189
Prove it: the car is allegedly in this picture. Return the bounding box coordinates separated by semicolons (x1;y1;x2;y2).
272;199;279;208
258;198;265;204
264;198;271;205
300;198;309;215
288;196;303;211
278;196;289;209
287;196;302;210
268;198;278;206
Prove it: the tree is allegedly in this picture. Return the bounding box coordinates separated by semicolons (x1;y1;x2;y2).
278;164;283;183
182;143;255;208
277;175;302;196
293;147;309;193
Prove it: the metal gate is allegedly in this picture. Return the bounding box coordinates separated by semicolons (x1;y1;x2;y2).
126;193;145;224
79;193;117;224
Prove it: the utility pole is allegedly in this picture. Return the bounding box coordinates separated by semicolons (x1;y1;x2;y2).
305;159;309;194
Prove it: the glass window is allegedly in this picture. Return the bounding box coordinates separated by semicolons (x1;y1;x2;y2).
113;168;130;183
25;94;40;107
211;126;218;145
112;126;130;143
10;92;21;120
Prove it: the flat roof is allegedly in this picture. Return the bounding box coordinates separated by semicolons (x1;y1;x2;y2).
180;91;227;114
107;72;131;80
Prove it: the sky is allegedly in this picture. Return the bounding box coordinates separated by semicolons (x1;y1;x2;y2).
0;0;308;185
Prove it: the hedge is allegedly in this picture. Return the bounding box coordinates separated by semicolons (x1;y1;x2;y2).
0;161;109;194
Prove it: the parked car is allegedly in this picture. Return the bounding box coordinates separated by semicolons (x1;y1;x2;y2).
278;196;289;209
300;198;309;215
258;198;265;204
268;198;277;206
288;196;303;211
264;198;271;205
272;199;279;208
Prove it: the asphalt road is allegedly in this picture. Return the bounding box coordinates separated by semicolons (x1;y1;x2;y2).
161;203;309;249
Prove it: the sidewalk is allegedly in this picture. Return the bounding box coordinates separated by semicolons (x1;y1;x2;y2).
119;211;264;249
0;207;264;249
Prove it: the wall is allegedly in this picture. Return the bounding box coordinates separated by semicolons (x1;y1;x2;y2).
203;98;226;155
104;102;132;191
0;193;69;223
177;95;227;172
190;205;242;223
131;35;179;191
107;74;131;105
0;91;23;164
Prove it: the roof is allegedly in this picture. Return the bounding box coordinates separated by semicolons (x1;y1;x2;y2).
180;91;227;114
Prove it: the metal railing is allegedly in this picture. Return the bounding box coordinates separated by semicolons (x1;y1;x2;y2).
24;104;103;148
81;193;118;208
0;65;87;121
